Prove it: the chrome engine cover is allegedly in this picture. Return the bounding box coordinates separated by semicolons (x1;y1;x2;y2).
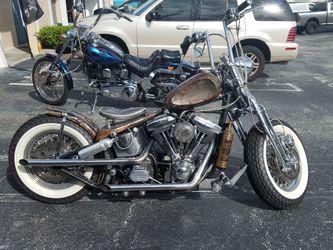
129;165;150;182
129;158;153;183
172;122;195;143
173;159;195;182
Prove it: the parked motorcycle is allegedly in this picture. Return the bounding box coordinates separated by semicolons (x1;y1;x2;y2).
10;0;308;209
32;2;200;110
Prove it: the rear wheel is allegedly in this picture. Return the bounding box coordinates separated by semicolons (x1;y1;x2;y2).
242;45;265;82
32;57;69;105
8;115;95;203
305;20;319;34
245;120;308;209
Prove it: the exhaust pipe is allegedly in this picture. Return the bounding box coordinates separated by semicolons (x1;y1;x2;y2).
19;140;153;167
19;141;215;193
105;142;214;192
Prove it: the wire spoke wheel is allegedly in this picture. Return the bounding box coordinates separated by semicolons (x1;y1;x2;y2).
27;132;81;186
34;61;65;102
9;116;95;203
266;136;300;192
32;57;69;105
246;120;308;209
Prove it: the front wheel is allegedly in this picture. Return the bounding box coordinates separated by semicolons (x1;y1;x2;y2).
32;57;69;105
8;115;95;203
245;120;308;209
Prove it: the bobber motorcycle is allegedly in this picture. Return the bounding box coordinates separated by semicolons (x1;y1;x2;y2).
9;0;308;209
32;1;200;111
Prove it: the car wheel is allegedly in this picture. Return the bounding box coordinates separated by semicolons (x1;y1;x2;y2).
242;45;265;82
305;21;319;34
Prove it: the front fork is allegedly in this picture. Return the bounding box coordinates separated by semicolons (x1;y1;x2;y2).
46;40;73;83
244;89;292;171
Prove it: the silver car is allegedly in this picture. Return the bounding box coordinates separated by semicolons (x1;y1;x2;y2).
82;0;298;81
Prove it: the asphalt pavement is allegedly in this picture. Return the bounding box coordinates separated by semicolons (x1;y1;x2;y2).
0;27;332;249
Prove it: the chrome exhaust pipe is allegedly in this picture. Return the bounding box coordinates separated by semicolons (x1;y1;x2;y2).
19;140;153;167
105;142;214;192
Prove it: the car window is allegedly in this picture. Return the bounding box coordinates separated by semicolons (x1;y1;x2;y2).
252;0;295;21
198;0;237;21
152;0;195;21
309;3;327;12
134;0;158;15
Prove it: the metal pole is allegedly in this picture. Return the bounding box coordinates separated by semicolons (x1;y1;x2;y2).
0;36;8;68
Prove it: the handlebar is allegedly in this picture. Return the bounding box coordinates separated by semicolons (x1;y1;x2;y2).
96;7;133;24
224;0;252;25
235;0;252;14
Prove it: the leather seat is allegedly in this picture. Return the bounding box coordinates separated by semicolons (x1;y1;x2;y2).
124;50;161;78
161;49;181;64
99;107;147;121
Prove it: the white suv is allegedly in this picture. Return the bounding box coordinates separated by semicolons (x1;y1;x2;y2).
82;0;298;81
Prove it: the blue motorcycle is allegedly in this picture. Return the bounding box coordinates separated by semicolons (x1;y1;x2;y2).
32;2;200;111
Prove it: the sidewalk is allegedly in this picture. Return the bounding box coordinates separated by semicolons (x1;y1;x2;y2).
4;47;32;67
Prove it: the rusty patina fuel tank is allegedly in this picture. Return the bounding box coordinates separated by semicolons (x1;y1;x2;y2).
165;72;221;109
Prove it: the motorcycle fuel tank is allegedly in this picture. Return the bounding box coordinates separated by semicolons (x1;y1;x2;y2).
165;72;221;109
85;44;123;66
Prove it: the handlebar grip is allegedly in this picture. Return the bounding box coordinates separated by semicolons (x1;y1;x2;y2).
235;0;252;13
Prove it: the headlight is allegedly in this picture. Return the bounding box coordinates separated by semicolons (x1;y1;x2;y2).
77;23;89;34
67;29;79;39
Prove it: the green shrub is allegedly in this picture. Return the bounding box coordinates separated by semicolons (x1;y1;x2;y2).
37;25;74;49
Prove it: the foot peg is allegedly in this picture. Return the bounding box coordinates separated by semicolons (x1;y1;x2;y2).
211;165;247;193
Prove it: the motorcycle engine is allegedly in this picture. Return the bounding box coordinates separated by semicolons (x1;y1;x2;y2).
86;63;121;82
146;114;221;183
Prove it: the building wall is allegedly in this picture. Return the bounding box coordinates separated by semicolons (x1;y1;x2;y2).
0;0;18;50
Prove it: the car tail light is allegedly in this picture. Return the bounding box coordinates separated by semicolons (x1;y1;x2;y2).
287;27;296;42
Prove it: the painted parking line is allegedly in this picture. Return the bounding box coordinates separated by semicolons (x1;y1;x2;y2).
8;82;33;86
313;74;333;88
250;83;303;92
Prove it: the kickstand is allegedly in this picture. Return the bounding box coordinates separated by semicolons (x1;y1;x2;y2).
211;165;248;193
91;92;100;113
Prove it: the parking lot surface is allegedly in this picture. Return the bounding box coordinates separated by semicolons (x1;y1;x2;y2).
0;27;332;249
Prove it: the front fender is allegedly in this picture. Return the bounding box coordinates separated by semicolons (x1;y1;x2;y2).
45;54;74;90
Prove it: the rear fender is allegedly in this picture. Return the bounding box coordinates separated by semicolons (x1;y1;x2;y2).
46;108;99;140
45;54;74;90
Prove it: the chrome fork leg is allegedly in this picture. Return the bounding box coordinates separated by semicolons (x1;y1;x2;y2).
246;92;290;168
